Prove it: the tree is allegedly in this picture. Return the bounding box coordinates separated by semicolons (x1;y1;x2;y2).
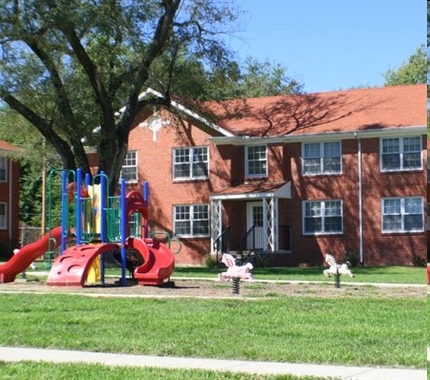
383;45;427;86
0;0;240;193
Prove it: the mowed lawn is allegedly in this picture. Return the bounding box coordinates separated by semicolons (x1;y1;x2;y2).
0;265;425;380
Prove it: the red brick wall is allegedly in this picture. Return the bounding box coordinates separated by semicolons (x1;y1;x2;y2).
128;116;228;265
285;137;426;266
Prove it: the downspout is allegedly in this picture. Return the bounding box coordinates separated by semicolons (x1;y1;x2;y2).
8;158;13;244
354;133;364;264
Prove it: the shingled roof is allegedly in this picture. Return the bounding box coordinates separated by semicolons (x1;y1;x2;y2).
0;140;21;153
212;84;426;138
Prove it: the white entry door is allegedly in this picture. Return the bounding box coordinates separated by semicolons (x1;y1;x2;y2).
246;202;264;250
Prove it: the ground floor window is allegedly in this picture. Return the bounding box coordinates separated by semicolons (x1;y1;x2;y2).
173;204;209;237
0;202;6;229
382;197;423;232
303;200;342;234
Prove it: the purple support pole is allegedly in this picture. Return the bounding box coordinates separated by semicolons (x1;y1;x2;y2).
143;181;149;238
120;178;127;286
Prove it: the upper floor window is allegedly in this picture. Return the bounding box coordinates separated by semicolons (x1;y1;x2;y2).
246;145;267;177
303;199;343;235
382;197;423;233
173;204;209;237
173;146;208;180
122;151;137;183
381;136;422;171
0;157;6;182
302;141;341;175
0;203;6;229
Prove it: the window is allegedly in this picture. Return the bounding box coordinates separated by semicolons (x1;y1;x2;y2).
173;204;209;237
246;145;267;177
0;157;6;182
121;151;137;183
382;197;423;232
173;147;208;180
0;203;6;229
381;137;422;171
427;203;430;230
303;200;342;234
302;141;341;175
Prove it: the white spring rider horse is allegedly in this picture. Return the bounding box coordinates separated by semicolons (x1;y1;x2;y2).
323;254;354;278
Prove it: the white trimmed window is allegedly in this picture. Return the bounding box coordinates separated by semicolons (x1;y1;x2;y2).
302;141;341;175
173;146;208;180
382;197;423;232
173;204;209;237
0;157;6;182
381;137;422;171
246;145;267;177
121;151;138;183
303;200;343;234
0;203;6;229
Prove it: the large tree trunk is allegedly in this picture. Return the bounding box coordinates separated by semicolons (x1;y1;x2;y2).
97;127;130;195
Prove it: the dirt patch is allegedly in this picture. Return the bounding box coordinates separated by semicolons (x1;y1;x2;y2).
0;277;425;299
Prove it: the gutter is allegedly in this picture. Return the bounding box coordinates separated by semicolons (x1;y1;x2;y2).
208;125;426;145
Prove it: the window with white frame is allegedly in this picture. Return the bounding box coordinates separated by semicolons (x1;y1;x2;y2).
121;151;137;183
302;141;341;175
303;200;343;234
382;197;423;232
246;145;267;177
173;146;208;180
0;203;6;229
0;157;6;182
173;204;209;237
381;136;422;171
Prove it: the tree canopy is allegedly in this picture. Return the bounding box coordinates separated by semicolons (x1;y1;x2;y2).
382;45;427;86
0;0;303;195
0;0;235;192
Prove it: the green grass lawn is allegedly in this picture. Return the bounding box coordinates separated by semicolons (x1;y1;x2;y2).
0;292;424;368
0;361;334;380
0;265;425;379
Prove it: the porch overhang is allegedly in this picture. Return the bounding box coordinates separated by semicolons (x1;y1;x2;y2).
210;181;291;201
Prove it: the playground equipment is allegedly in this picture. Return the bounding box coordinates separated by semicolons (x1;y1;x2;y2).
218;253;254;294
323;254;354;289
0;168;176;286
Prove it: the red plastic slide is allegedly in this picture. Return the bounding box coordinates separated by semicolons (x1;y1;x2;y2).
46;243;118;287
0;227;62;283
128;237;175;286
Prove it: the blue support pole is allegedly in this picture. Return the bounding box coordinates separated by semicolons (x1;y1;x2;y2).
61;171;68;254
100;171;107;285
76;168;82;245
120;178;127;286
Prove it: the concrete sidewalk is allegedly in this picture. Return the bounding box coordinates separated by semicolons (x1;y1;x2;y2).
0;347;425;380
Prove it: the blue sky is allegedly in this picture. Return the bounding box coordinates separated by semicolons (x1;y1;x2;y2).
227;0;426;93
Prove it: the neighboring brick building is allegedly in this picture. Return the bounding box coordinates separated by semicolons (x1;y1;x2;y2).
0;140;21;257
123;84;426;266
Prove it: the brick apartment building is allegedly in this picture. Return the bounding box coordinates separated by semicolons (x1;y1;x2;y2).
0;140;21;256
121;84;426;266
